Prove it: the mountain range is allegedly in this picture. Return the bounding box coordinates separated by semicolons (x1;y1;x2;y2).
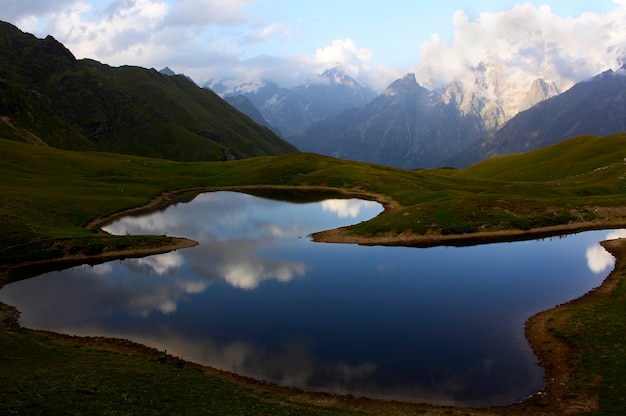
451;66;626;166
3;19;626;171
285;73;561;168
207;66;377;137
288;73;488;168
0;21;296;162
221;61;625;169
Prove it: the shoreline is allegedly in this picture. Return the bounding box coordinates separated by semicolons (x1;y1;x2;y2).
2;186;626;414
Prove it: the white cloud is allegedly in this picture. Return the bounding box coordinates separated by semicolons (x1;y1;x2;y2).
0;0;77;22
415;3;626;94
7;1;626;99
585;228;626;274
220;260;306;289
606;229;626;240
315;38;372;72
586;244;614;274
247;22;292;42
163;0;258;27
201;37;398;92
322;199;378;218
135;251;184;275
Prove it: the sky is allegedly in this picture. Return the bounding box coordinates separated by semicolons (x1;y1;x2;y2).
2;0;626;93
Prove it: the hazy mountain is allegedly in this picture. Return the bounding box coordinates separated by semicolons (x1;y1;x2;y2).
523;78;560;109
224;94;280;135
0;21;297;161
450;66;626;167
208;66;377;137
289;74;490;169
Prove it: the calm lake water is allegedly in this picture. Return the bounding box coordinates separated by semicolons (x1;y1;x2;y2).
1;191;621;406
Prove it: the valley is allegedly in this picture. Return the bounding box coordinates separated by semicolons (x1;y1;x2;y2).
2;17;626;415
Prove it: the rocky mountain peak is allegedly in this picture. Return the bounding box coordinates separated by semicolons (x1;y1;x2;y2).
319;65;360;90
383;73;419;97
321;65;348;83
523;78;560;108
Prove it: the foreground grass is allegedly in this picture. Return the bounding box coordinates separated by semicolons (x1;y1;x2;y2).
3;134;626;414
543;239;626;415
0;328;355;416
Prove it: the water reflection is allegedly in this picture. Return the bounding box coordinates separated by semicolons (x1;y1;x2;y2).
322;198;378;218
0;192;618;407
586;229;625;273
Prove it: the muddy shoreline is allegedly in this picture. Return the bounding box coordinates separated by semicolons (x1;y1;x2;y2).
2;187;625;414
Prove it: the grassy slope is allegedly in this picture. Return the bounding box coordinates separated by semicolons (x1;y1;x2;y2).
3;134;626;414
0;21;297;162
3;133;626;262
0;328;360;416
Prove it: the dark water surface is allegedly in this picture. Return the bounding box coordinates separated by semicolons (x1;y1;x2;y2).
1;191;620;406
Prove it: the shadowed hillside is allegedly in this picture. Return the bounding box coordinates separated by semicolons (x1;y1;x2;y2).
0;21;297;161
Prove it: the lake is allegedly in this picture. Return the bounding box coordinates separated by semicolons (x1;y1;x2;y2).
0;191;620;406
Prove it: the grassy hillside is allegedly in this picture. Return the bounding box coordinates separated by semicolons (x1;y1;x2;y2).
3;133;626;266
0;21;297;161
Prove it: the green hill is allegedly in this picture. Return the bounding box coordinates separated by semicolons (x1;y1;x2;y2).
2;133;626;266
453;134;626;182
0;21;297;161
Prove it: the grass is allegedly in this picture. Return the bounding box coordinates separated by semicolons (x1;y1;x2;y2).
0;329;352;416
3;133;626;414
4;133;625;262
543;240;626;415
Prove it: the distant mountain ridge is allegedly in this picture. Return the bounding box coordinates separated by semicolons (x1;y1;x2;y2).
210;63;561;169
207;66;377;137
287;74;489;168
274;64;626;170
0;21;297;161
224;94;280;135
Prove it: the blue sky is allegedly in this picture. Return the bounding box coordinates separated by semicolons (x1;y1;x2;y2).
1;1;624;92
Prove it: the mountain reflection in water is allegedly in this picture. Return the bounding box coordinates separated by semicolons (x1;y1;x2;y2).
0;192;618;407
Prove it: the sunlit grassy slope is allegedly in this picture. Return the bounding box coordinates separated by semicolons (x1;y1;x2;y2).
2;133;626;265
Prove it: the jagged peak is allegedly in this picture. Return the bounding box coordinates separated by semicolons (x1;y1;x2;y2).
320;65;358;87
383;73;419;96
321;64;346;76
524;78;560;109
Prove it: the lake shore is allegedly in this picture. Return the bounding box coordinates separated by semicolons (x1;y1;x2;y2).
2;187;626;415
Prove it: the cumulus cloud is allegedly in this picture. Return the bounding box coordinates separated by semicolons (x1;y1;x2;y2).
163;0;258;27
202;37;398;91
585;229;626;273
2;0;398;90
246;22;292;42
7;1;626;98
0;0;76;22
315;38;372;73
586;243;615;274
415;3;626;94
322;199;379;218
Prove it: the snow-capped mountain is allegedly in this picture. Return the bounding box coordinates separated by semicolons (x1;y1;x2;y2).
288;71;562;169
205;66;377;137
450;66;626;167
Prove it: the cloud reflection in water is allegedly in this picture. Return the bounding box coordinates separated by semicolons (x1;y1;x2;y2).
9;191;597;405
322;199;378;218
585;229;626;273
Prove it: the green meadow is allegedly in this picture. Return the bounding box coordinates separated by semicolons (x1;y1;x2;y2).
2;134;626;415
